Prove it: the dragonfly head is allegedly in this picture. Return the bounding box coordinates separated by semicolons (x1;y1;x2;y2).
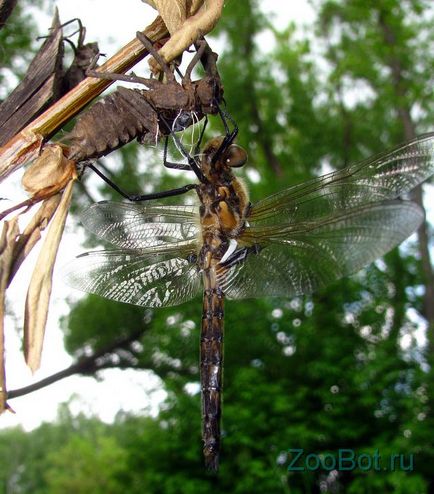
201;136;247;173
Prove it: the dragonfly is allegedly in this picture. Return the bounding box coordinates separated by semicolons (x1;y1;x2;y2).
66;128;434;470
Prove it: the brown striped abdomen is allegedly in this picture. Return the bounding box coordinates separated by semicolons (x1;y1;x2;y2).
64;87;159;161
201;268;224;471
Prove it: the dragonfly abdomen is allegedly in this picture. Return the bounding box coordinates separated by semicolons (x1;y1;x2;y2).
201;267;224;471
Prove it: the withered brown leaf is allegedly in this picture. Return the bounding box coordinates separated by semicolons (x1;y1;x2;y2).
24;179;75;373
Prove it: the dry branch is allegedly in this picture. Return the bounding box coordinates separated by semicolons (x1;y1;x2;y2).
0;9;169;387
8;325;149;400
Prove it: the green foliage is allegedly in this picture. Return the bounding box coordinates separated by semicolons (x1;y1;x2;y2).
63;294;147;353
0;407;129;494
44;435;128;494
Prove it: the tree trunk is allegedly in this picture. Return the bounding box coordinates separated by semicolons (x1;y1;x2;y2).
0;0;17;29
378;9;434;356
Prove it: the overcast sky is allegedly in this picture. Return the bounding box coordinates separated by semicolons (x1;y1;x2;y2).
2;0;316;431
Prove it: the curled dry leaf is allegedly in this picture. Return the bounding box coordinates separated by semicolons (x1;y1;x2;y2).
143;0;223;74
24;178;75;373
0;144;76;221
0;217;19;413
22;144;76;198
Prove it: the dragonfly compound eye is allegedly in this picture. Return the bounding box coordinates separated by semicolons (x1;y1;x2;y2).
225;144;247;168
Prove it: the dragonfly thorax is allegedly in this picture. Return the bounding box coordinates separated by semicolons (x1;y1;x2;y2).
197;138;250;241
195;138;250;271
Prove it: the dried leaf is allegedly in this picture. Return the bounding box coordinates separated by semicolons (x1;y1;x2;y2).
9;194;62;283
24;178;74;373
0;217;19;413
143;0;223;73
22;144;76;198
0;145;75;221
0;12;99;144
0;11;64;146
143;0;188;34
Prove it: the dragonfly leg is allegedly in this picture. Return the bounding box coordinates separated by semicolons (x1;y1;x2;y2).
194;115;208;155
163;135;192;171
215;102;238;140
158;113;207;183
162;115;208;171
85;163;197;201
210;103;239;164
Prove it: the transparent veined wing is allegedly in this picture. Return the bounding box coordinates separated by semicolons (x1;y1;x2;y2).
64;241;201;307
81;201;199;249
218;201;423;299
250;133;434;226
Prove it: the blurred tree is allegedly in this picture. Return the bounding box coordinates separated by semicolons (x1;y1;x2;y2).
314;0;434;490
44;434;128;494
0;0;44;91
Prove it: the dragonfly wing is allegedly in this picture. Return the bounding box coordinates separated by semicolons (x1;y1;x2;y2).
81;201;199;248
64;241;201;307
219;201;423;299
250;133;434;226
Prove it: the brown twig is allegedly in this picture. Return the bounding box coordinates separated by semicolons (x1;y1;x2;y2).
7;325;148;400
